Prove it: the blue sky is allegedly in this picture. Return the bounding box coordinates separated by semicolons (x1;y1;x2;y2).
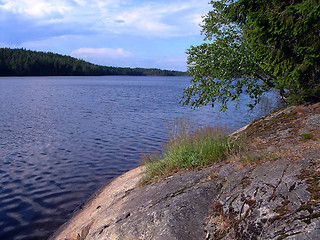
0;0;212;71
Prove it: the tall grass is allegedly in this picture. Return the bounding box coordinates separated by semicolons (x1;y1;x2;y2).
140;122;244;184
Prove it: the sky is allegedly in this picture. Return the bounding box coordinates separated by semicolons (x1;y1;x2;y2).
0;0;212;71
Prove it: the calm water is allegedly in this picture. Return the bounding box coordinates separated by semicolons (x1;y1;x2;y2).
0;76;280;240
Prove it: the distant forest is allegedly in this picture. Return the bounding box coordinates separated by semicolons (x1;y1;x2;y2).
0;48;187;76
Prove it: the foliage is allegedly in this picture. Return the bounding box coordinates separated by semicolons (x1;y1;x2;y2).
181;0;320;111
230;0;320;104
140;124;244;184
0;48;186;77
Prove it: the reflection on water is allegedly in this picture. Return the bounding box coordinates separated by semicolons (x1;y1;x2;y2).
0;76;281;240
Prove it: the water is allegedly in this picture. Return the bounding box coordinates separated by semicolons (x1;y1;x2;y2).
0;76;280;240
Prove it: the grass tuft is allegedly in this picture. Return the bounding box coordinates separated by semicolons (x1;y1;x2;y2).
301;133;313;140
140;123;245;184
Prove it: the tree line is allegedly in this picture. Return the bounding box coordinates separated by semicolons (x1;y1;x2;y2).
0;48;186;77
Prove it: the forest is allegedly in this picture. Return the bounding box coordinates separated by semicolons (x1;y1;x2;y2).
0;48;186;76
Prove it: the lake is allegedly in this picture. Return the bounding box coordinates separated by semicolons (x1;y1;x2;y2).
0;76;281;240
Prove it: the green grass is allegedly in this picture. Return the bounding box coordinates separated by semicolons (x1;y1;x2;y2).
301;133;313;140
140;125;244;184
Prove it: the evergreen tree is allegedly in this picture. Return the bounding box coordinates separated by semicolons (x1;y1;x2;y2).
0;48;187;77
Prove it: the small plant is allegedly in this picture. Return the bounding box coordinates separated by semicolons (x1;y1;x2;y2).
301;133;313;140
140;122;245;184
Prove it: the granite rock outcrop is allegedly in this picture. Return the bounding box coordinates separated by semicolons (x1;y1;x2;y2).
50;103;320;240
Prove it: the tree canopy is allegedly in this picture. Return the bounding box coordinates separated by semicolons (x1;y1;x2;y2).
181;0;320;111
0;48;186;77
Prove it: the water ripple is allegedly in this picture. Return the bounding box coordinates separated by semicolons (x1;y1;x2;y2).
0;76;281;240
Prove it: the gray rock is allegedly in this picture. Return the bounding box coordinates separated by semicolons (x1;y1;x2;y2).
50;104;320;240
96;168;222;240
51;157;320;240
305;114;320;130
203;158;319;240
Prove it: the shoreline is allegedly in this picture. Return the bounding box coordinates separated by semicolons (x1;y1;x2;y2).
49;120;252;239
49;103;320;239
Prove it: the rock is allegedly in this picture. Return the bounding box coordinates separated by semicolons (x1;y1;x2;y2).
51;156;320;240
204;158;319;240
50;103;320;240
100;168;221;240
305;114;320;130
50;167;222;240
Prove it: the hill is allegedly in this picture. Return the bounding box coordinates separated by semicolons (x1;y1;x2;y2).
0;48;186;76
49;103;320;239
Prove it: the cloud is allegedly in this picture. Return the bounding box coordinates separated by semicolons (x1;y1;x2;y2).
0;0;212;70
0;0;210;40
70;47;132;59
0;8;96;44
97;1;210;37
0;0;72;17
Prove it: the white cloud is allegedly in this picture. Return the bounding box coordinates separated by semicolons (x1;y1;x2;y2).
97;1;210;37
0;0;72;17
0;0;211;38
0;0;212;70
70;47;132;59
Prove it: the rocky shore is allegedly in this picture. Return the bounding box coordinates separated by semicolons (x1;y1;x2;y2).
49;103;320;240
